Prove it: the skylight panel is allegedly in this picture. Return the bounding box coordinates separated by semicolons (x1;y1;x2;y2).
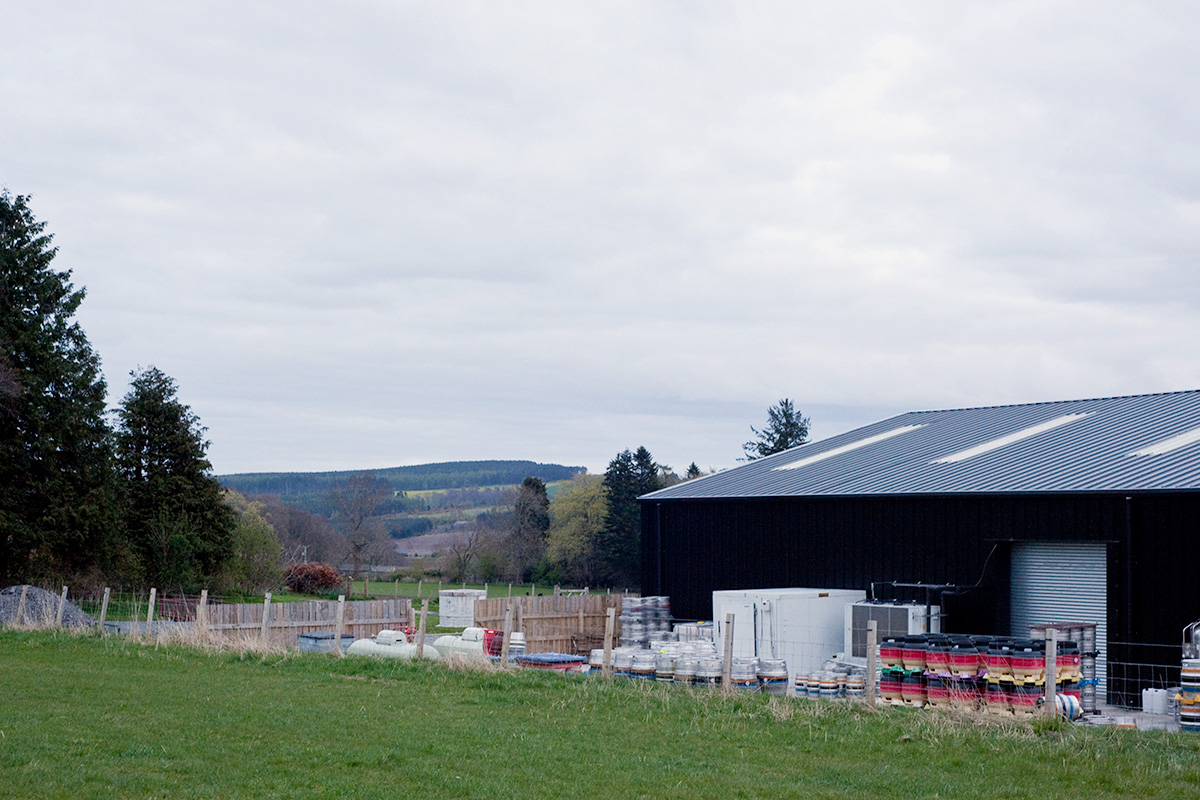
1128;426;1200;457
931;413;1091;465
774;425;926;471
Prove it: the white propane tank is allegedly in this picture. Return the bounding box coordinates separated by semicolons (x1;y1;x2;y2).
346;630;440;660
431;631;488;660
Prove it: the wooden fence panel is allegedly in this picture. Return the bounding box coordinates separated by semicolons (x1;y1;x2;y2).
473;594;625;655
207;599;412;647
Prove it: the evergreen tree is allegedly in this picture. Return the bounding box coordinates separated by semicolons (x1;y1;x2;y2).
0;349;18;403
742;398;810;460
684;462;703;480
0;193;121;585
600;446;660;588
115;366;235;592
507;476;550;582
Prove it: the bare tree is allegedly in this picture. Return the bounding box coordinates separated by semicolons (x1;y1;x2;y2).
443;526;483;584
258;495;344;565
328;472;390;577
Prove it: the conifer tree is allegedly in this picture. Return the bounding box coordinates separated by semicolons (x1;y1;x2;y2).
115;366;234;592
0;193;121;584
600;446;660;588
507;476;550;581
742;398;810;460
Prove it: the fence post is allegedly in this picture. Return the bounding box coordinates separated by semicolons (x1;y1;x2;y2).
260;592;272;642
334;595;346;655
416;599;429;659
98;587;111;633
55;586;68;627
508;583;512;598
722;613;735;693
437;580;441;597
500;604;514;666
145;588;157;636
531;583;536;598
866;620;878;707
516;602;523;633
578;605;585;633
417;579;423;599
1044;628;1058;714
16;585;28;625
345;576;351;598
602;606;615;678
484;583;488;596
196;589;208;630
364;578;370;597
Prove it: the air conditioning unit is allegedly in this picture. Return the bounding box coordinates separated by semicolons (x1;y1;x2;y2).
844;602;941;658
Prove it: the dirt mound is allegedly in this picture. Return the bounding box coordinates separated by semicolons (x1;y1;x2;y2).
0;585;97;628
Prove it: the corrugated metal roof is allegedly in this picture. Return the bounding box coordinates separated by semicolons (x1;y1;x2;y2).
642;390;1200;500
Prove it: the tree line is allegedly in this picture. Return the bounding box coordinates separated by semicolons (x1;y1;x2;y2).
437;447;674;588
2;191;816;594
440;400;814;586
0;193;248;592
220;460;584;507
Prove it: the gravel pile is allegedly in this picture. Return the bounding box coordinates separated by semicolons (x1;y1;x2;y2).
0;585;97;628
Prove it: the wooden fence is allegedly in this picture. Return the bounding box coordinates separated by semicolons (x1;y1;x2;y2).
474;594;624;655
207;598;413;647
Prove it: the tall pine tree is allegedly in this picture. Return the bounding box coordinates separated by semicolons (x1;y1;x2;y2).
0;193;121;585
115;366;234;592
600;446;660;589
742;398;810;460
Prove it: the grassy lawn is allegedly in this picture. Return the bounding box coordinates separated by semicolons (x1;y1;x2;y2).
3;630;1200;799
351;580;563;600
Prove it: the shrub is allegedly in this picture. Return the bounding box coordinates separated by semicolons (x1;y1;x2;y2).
283;562;342;594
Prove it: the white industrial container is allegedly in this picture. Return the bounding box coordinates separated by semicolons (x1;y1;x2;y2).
712;587;866;679
438;589;487;628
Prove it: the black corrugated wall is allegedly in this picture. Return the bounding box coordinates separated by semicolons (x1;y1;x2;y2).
641;491;1200;652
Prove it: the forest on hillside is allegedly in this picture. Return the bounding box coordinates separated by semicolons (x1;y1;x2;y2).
219;460;584;514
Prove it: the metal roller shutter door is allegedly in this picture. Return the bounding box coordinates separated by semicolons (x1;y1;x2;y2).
1010;541;1107;695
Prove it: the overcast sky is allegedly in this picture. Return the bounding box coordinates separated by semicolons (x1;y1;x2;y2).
4;2;1199;476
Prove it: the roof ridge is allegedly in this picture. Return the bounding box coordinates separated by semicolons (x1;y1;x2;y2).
908;388;1200;417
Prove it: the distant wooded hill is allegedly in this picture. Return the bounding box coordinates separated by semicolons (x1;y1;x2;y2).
218;460;586;515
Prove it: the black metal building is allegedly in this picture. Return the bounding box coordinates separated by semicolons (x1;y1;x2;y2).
639;391;1200;704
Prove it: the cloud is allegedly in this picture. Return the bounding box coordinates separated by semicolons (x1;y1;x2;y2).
3;2;1200;475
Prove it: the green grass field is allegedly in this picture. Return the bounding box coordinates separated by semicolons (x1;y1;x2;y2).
3;630;1199;799
354;580;559;600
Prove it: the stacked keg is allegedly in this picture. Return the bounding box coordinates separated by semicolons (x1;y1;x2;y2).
871;632;1081;715
791;660;867;702
1029;623;1093;714
619;596;672;646
1181;619;1200;732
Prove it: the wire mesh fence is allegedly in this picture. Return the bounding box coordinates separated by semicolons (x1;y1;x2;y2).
1106;641;1181;710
